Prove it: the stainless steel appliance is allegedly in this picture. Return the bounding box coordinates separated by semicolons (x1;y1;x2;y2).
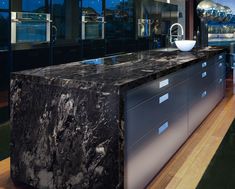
81;15;105;40
11;12;51;44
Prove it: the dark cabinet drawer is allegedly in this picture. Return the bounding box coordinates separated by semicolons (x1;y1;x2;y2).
216;76;226;102
188;80;219;134
125;67;189;110
125;106;188;189
215;59;226;77
126;81;188;150
215;53;226;63
189;58;214;75
189;67;216;98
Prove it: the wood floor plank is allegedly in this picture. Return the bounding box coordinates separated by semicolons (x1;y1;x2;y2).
175;136;221;189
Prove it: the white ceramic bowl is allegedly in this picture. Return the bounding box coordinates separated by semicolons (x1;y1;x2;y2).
175;40;196;52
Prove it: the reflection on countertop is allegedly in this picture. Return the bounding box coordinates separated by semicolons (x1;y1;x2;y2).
13;47;226;89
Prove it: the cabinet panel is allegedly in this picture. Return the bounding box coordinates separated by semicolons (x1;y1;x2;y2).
188;80;219;135
215;59;226;77
216;76;226;102
125;106;188;189
126;81;188;150
214;53;226;63
125;67;189;110
124;52;226;189
188;70;215;99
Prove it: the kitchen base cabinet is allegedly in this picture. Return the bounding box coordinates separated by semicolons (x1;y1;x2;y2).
125;53;226;189
188;80;221;135
125;107;188;189
126;81;188;150
188;53;226;135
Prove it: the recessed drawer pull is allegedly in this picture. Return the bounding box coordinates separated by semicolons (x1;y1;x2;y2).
219;63;223;67
159;79;169;88
159;93;169;104
219;55;223;60
202;62;207;68
158;121;169;135
201;72;207;78
201;91;207;98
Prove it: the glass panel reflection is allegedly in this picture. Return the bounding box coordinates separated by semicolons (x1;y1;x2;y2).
82;0;102;16
0;0;9;10
106;0;124;39
0;12;9;49
11;12;50;43
82;0;104;39
52;0;81;42
138;19;151;37
22;0;46;12
106;0;134;39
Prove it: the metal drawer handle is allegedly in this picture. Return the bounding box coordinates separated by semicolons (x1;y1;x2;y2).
159;93;169;104
219;63;223;67
158;121;169;135
219;55;223;60
201;91;207;98
219;78;223;83
201;72;207;78
159;79;169;88
202;62;207;68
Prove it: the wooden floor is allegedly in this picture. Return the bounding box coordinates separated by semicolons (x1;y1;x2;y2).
0;82;235;189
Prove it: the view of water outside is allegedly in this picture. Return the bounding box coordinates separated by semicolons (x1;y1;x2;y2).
208;0;235;46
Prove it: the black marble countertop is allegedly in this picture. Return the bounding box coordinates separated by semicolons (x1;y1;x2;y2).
10;46;226;189
13;47;226;90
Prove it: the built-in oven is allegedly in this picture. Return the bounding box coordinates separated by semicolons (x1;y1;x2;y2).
11;12;51;44
81;15;105;40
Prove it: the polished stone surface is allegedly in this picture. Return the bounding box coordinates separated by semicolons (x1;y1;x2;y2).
10;47;226;189
14;47;225;90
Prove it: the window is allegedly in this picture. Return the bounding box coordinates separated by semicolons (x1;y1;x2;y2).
106;0;134;39
106;0;124;39
82;0;104;39
82;0;103;16
0;0;9;10
22;0;46;12
0;12;9;49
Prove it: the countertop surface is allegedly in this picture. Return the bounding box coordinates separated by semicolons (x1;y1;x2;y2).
13;47;226;89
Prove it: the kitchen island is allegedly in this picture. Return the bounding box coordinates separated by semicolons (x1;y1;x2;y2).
10;47;226;189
